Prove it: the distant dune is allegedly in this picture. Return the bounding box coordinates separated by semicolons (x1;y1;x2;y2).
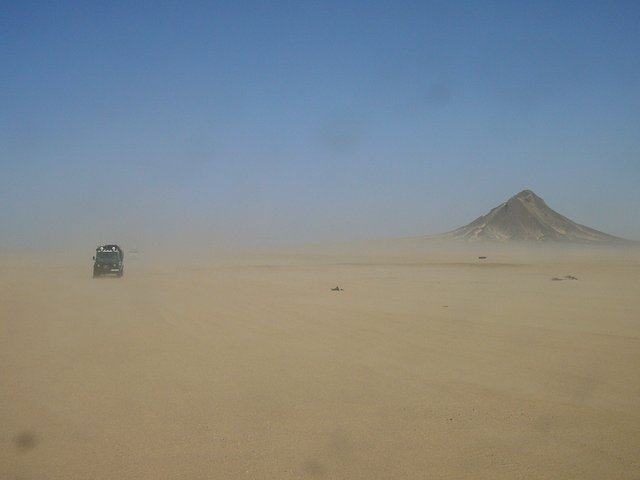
439;190;630;244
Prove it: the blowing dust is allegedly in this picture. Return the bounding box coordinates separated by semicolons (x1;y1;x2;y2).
1;244;640;479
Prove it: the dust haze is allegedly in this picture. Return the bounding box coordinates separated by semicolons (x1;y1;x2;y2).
2;237;640;479
4;1;640;477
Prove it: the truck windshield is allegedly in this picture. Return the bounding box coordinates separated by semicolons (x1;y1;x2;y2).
96;252;118;261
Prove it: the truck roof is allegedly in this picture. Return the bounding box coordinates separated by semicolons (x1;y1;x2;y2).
96;245;123;254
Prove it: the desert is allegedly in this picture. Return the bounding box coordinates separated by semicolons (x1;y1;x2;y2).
4;4;640;478
2;244;640;479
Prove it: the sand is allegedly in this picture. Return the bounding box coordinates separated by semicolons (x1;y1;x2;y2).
2;247;640;479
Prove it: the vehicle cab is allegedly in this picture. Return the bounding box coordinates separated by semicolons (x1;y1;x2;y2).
93;244;124;278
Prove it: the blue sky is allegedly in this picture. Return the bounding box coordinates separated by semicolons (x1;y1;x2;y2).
2;1;639;249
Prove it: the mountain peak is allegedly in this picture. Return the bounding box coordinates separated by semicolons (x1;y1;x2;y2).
513;189;537;200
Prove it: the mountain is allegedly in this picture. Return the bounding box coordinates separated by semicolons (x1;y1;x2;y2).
442;190;626;243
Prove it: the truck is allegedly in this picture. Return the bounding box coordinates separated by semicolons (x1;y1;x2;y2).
93;244;124;278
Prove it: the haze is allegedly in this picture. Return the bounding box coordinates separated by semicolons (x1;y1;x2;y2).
2;2;640;251
2;3;640;480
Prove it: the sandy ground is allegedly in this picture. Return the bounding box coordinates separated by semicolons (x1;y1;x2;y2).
2;247;640;479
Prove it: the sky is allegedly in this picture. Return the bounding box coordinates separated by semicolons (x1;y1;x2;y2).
2;0;639;250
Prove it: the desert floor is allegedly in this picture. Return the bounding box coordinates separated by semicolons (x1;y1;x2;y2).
2;247;640;479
